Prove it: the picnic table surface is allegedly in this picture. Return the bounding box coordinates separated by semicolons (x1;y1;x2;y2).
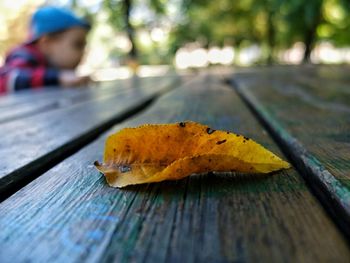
0;66;349;263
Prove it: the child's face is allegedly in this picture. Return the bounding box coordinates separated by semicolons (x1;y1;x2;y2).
45;27;88;69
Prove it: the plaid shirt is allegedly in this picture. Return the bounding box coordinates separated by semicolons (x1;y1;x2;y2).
0;43;60;94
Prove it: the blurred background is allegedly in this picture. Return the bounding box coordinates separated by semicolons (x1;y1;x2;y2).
1;0;350;79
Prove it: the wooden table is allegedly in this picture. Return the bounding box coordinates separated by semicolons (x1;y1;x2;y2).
0;67;349;262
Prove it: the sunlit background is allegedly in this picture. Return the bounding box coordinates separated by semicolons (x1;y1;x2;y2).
1;0;350;80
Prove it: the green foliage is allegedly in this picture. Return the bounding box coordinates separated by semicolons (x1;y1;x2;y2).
70;0;350;64
103;0;125;29
169;0;350;63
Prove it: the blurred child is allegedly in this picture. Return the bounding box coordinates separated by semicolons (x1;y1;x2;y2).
0;6;91;94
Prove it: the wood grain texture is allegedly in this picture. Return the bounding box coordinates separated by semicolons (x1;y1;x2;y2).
0;76;176;124
0;75;348;263
0;75;178;200
231;65;350;236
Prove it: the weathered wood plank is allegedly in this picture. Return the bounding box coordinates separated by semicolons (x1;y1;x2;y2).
0;84;121;123
0;76;137;108
231;65;350;237
0;75;348;263
0;75;179;200
0;76;176;124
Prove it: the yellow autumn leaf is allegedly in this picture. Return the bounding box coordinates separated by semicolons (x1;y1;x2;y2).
94;121;291;188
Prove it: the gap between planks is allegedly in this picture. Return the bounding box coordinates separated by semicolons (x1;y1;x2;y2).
0;77;180;202
228;76;350;242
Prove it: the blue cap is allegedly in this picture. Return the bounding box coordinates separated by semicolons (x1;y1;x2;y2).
28;6;91;42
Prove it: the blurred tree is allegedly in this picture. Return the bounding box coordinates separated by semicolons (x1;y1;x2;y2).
169;0;350;64
318;0;350;47
103;0;137;60
102;0;165;63
169;0;280;64
52;0;350;65
280;0;323;62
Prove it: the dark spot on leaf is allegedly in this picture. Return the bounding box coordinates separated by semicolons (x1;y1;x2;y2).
226;131;230;134
206;127;216;134
119;165;132;173
179;122;186;127
216;139;227;145
244;136;250;141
